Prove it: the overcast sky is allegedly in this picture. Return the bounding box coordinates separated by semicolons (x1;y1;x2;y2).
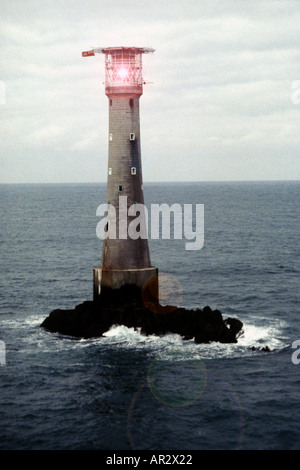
1;0;299;183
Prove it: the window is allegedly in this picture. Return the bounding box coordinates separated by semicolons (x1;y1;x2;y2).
131;167;136;175
110;99;112;106
130;133;135;141
108;168;112;175
118;185;123;192
109;133;113;141
129;98;134;107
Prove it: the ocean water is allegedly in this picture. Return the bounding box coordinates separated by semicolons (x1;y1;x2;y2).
0;181;299;450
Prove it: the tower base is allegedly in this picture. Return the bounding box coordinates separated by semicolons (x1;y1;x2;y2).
93;267;158;302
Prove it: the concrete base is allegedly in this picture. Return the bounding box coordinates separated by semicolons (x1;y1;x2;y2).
93;266;158;301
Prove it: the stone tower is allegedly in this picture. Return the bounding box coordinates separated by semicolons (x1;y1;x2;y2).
82;46;158;300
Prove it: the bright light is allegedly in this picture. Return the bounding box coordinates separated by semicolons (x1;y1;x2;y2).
117;68;128;79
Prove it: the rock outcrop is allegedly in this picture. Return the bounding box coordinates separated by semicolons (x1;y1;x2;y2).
41;285;243;344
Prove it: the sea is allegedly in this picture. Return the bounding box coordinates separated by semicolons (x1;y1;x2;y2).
0;181;299;451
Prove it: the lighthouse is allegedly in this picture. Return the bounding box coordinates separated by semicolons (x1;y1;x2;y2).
82;46;158;300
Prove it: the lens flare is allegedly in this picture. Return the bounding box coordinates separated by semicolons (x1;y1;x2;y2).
127;366;245;450
142;272;183;314
147;357;207;408
117;67;128;79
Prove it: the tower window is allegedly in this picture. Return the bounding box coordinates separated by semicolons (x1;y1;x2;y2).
131;167;137;175
109;133;113;141
118;185;123;192
130;133;135;141
110;99;112;106
108;168;112;175
129;98;134;107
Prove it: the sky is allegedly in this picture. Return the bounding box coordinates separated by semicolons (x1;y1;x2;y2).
0;0;299;183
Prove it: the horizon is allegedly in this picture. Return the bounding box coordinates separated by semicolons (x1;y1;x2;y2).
1;178;299;186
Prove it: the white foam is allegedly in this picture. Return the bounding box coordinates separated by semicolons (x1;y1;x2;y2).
10;313;289;359
99;320;289;359
237;321;289;351
103;325;142;339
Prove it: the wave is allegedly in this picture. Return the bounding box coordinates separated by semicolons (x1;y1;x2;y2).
100;321;289;359
5;312;289;360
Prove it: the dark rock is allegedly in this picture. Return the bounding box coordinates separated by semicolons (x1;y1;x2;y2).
41;285;243;344
250;346;271;352
224;317;244;337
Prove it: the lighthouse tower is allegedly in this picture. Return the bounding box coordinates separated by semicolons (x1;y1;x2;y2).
82;46;158;300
